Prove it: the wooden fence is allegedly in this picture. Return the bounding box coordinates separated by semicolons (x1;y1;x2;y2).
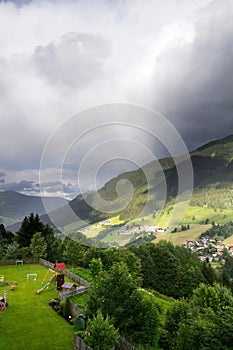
64;269;90;287
0;259;39;266
39;258;54;269
60;286;90;301
74;334;93;350
74;334;138;350
115;337;139;350
70;302;83;317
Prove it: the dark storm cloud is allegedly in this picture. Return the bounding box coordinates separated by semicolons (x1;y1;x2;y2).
150;0;233;150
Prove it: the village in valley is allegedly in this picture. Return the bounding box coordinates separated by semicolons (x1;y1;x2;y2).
184;236;233;265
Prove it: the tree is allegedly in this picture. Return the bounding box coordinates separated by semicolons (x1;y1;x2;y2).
131;291;160;346
86;262;138;328
130;241;208;298
177;315;221;350
17;246;31;259
89;258;102;284
191;283;233;313
147;242;181;297
16;213;59;261
84;310;119;350
86;262;160;346
41;224;58;262
30;232;47;261
119;250;142;286
176;306;233;350
129;244;155;289
17;213;44;247
202;261;218;285
4;241;20;259
224;255;233;278
63;238;84;272
63;297;72;320
178;264;205;298
161;283;233;350
0;224;14;246
159;299;190;350
0;224;6;239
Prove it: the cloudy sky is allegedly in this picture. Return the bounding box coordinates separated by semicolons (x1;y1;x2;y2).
0;0;233;199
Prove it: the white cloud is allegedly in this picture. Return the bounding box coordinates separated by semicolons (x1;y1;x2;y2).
32;32;111;88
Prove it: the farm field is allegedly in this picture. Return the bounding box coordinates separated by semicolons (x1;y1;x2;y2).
0;264;74;350
153;224;212;245
223;235;233;245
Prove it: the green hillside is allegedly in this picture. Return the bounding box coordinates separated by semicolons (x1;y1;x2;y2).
36;134;233;243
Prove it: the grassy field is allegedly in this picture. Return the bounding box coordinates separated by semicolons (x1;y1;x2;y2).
101;231;134;246
0;264;74;350
181;206;233;225
70;266;93;283
153;224;212;245
139;288;174;325
223;236;233;245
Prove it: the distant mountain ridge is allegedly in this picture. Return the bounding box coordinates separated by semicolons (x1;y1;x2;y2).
0;191;67;227
36;134;233;232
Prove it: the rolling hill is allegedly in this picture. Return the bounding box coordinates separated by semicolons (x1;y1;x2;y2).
36;134;233;236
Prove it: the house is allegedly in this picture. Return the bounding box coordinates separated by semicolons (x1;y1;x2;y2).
61;282;77;291
98;220;111;226
156;227;165;233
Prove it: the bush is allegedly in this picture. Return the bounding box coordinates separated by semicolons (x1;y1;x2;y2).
84;310;119;350
63;297;72;319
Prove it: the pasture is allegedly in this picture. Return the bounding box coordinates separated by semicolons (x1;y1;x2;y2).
154;224;212;245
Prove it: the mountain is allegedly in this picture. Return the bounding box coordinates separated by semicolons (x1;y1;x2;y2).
0;191;67;227
37;134;233;233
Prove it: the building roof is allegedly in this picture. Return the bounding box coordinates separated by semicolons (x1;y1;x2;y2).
55;262;66;270
62;282;77;290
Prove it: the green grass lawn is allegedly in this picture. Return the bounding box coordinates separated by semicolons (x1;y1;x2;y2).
0;264;74;350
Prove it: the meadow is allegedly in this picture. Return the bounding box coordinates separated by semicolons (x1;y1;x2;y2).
0;264;74;350
153;224;212;245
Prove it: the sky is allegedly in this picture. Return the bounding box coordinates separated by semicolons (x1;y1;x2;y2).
0;0;233;199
